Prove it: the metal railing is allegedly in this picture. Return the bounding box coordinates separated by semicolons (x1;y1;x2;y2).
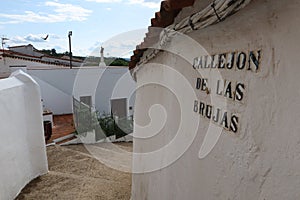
73;97;133;141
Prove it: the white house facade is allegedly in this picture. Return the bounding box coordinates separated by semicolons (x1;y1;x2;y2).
0;44;83;79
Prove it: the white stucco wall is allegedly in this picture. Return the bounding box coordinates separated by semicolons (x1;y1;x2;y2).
28;67;136;116
2;56;60;68
0;56;10;75
33;75;73;115
0;71;48;200
8;45;43;57
132;0;300;199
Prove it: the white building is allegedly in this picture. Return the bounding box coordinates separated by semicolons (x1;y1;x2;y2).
0;44;83;78
0;44;136;117
28;66;136;117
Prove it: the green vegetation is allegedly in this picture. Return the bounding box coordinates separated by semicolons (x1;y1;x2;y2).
83;56;129;66
39;48;129;66
39;48;67;57
74;109;132;140
98;113;132;139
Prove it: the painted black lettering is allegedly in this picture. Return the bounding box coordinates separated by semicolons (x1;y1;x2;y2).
193;101;199;113
237;52;247;70
248;50;261;72
220;112;229;129
199;102;205;116
211;55;217;68
218;53;226;69
213;108;221;123
201;79;208;91
235;83;245;101
204;56;209;68
230;115;239;133
196;78;201;90
206;105;212;119
192;57;198;69
224;81;233;99
199;56;204;68
216;80;223;96
226;52;235;69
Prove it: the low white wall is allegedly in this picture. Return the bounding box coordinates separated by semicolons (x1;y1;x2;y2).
33;75;73;115
0;71;48;200
2;56;59;69
28;67;136;116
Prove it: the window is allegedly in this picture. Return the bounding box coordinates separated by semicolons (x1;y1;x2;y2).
80;96;92;107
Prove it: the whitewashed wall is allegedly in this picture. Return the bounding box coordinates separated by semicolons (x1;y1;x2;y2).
28;68;80;115
132;0;300;199
0;56;12;77
33;75;73;115
8;45;43;57
0;71;48;200
0;55;64;78
28;67;136;116
1;56;60;69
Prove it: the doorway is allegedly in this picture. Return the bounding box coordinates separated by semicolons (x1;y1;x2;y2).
111;98;127;118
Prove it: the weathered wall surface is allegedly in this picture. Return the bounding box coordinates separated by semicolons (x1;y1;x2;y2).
132;0;300;199
0;71;48;200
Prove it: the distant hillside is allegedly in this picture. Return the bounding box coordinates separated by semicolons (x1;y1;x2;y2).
83;56;129;66
39;48;129;66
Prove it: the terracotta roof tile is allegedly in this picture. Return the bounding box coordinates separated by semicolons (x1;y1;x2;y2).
129;0;195;70
1;48;82;67
163;0;196;11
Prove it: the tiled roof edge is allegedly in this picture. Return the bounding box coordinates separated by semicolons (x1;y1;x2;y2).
129;0;195;70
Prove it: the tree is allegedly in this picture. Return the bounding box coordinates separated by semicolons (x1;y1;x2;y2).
50;48;57;56
109;58;129;66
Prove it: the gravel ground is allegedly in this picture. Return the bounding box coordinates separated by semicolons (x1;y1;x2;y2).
16;143;132;200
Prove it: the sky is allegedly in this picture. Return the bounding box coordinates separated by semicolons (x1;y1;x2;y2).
0;0;161;57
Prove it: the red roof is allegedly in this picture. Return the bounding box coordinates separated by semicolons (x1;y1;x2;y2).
1;48;83;67
2;49;41;59
8;44;34;49
2;50;68;67
129;0;195;69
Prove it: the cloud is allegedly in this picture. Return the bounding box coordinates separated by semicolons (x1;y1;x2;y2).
0;20;20;25
9;34;47;44
9;33;62;44
0;1;92;24
9;36;27;44
85;0;160;9
4;33;85;55
49;34;61;40
45;1;92;21
127;0;160;9
25;34;48;42
86;0;122;2
88;41;135;58
88;29;147;58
